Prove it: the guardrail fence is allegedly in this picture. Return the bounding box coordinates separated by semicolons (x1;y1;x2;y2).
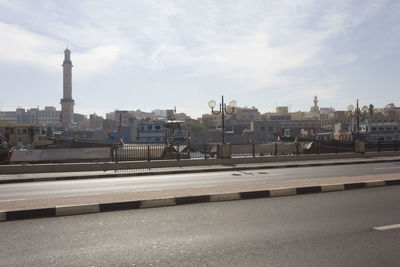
111;140;400;163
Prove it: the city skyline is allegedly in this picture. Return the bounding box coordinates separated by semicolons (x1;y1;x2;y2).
0;1;399;118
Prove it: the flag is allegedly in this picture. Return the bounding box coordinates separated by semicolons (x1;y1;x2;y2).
59;113;62;122
296;132;300;142
277;129;280;141
312;125;315;134
188;127;191;139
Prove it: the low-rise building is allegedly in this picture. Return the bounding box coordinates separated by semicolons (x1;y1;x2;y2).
0;121;42;146
359;121;400;141
136;120;189;144
0;106;61;126
253;120;321;142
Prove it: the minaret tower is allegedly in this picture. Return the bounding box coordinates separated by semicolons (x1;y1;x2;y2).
313;95;318;109
60;48;74;130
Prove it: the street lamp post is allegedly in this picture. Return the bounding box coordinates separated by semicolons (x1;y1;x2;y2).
347;99;368;140
208;96;237;144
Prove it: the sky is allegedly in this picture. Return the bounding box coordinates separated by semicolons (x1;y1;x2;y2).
0;0;399;119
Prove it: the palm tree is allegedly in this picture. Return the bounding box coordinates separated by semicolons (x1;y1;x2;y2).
369;104;374;117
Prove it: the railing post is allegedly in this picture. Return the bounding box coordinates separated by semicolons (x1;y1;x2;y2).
335;141;338;154
147;145;150;161
252;143;255;158
377;141;381;152
274;143;278;156
296;142;299;155
316;141;319;154
111;146;114;162
177;145;180;161
394;141;397;152
204;144;207;159
115;146;119;163
188;144;191;159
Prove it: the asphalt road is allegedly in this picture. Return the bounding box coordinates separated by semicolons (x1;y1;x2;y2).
1;186;399;266
1;161;400;200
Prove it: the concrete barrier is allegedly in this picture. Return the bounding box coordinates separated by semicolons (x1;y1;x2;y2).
1;151;400;175
10;148;111;163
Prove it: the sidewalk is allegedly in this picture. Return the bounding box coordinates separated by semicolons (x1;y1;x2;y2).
1;172;400;222
1;155;400;184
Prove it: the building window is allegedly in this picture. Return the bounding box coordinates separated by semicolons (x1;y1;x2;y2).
155;125;161;130
147;126;152;130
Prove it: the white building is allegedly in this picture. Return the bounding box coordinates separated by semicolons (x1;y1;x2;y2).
0;106;61;126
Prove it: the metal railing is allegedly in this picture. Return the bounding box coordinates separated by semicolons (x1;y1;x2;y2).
111;140;400;163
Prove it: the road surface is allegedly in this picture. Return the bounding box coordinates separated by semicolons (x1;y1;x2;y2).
0;186;399;266
1;161;400;200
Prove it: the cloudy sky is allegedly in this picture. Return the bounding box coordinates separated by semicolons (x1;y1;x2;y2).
0;0;399;118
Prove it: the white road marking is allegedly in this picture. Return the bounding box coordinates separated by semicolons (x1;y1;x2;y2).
373;224;400;231
0;198;26;202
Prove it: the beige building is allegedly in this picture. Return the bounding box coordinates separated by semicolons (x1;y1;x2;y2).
230;107;260;121
0;121;41;146
290;111;307;120
276;106;289;114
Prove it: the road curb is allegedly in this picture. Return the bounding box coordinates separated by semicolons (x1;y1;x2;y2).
321;184;345;192
2;157;400;184
1;178;399;222
56;204;100;216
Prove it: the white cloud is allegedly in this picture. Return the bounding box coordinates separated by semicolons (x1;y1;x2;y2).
0;22;60;69
0;0;397;117
73;45;122;77
0;21;126;78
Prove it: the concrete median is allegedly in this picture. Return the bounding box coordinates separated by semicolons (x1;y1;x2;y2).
1;174;399;222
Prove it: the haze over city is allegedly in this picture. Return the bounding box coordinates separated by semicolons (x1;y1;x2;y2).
0;0;399;118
